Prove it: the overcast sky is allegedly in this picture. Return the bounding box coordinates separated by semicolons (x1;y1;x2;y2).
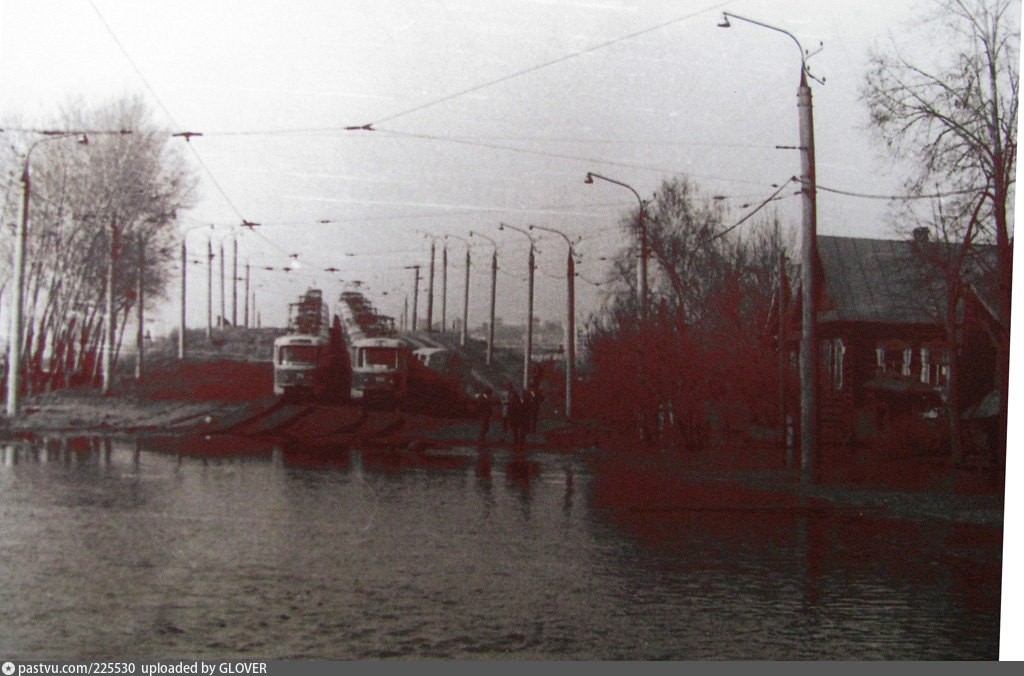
0;0;967;331
2;0;1023;648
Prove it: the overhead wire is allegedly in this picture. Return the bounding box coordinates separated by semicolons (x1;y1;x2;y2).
81;0;293;261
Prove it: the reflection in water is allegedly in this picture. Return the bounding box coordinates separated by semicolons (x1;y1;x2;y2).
0;436;1002;660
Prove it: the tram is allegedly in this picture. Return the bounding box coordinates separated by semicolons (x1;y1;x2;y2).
272;289;339;397
336;290;410;402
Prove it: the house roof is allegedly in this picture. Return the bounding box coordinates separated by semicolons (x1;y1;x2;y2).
817;235;950;326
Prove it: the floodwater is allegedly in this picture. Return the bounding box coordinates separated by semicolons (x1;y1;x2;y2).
0;435;1003;660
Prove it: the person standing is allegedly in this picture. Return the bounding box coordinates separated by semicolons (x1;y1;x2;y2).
476;387;494;443
505;384;525;452
525;386;544;434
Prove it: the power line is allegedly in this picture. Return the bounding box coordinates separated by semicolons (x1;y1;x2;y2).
351;2;737;128
817;183;982;200
373;127;776;189
84;0;249;226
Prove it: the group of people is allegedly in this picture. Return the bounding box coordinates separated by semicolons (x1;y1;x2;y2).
474;381;544;451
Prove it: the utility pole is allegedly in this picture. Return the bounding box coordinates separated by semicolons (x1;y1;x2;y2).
7;132;87;416
470;231;499;366
102;216;117;396
441;243;448;334
531;224;576;418
525;246;534;390
446;235;473;347
406;265;421;332
797;68;818;484
206;239;213;339
500;223;535;390
231;237;238;327
719;10;819;483
179;241;187;359
426;240;435;331
219;241;225;329
461;247;470;346
779;249;790;467
585;172;647;322
244;261;250;329
135;233;145;381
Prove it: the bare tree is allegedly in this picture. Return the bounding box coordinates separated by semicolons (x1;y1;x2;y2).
862;0;1018;463
581;176;784;449
2;96;196;394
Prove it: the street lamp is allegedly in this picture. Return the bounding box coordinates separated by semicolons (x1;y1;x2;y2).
446;234;472;347
584;172;648;323
6;132;88;417
499;223;537;391
719;10;819;482
469;230;498;365
530;224;578;419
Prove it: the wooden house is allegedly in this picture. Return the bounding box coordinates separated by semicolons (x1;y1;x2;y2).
783;232;998;451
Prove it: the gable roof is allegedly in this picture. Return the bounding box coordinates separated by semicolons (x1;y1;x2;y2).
817;235;949;326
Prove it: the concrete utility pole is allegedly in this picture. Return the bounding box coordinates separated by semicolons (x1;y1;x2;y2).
179;241;187;359
531;224;576;419
405;265;421;331
7;132;87;417
500;223;536;391
446;235;472;347
426;240;435;331
797;70;819;483
441;243;448;334
779;249;791;468
219;241;225;328
462;249;470;345
135;233;145;382
470;231;498;365
206;239;213;339
231;238;238;327
719;11;819;483
244;262;250;329
584;172;647;322
102;216;117;396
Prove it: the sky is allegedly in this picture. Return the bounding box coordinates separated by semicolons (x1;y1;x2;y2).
0;0;961;332
1;0;1023;653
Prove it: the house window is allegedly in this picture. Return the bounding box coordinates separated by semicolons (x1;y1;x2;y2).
921;346;951;388
876;343;907;376
826;338;845;391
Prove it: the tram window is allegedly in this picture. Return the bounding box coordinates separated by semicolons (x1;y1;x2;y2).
361;348;397;367
279;345;318;365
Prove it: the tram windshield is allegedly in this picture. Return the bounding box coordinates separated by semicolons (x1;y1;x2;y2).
278;344;318;365
359;347;399;368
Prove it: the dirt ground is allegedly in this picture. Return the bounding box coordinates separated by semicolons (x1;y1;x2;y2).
0;357;274;438
0;357;598;452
